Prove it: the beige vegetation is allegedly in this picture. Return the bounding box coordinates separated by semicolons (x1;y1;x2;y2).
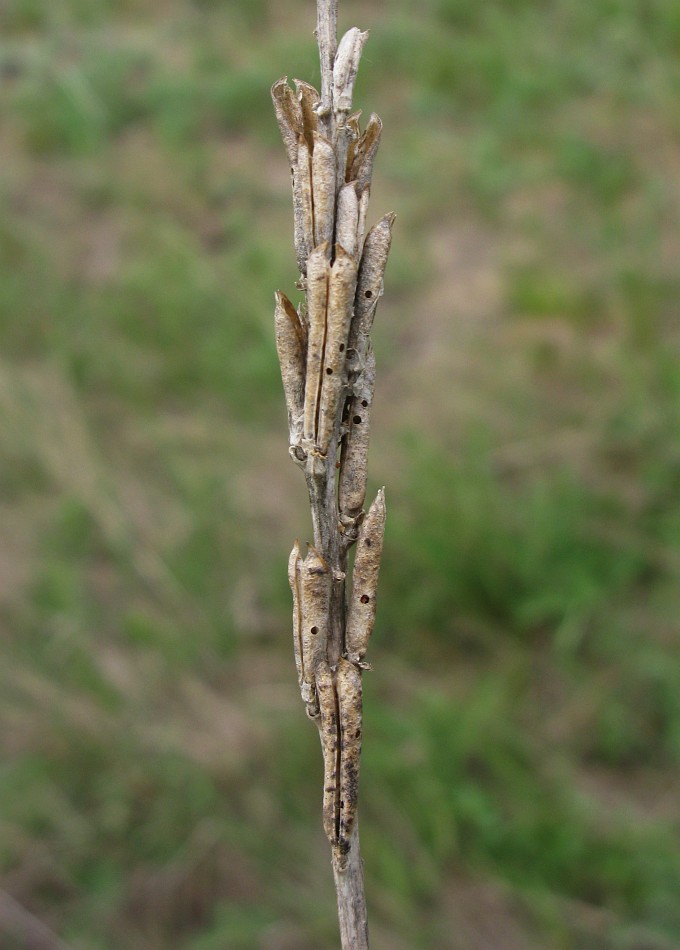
1;0;680;947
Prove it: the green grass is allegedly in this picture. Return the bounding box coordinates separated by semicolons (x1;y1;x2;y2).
1;0;680;947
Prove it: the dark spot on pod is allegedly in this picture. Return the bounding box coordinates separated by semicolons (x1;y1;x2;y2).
364;290;373;298
361;399;368;407
353;415;362;424
339;343;345;352
355;730;361;739
311;626;319;635
326;367;333;374
365;539;371;547
360;594;370;604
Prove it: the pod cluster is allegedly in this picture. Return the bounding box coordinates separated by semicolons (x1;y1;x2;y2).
272;57;394;474
287;489;384;867
273;25;391;871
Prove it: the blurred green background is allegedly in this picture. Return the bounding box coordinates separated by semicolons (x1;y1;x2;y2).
1;0;680;947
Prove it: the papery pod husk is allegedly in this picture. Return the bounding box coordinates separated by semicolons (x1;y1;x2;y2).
344;110;362;179
345;488;386;664
292;139;315;274
312;133;336;250
356;184;370;256
336;181;360;260
303;243;330;445
275;291;306;444
336;657;363;858
299;544;331;704
294;79;320;149
350;113;382;191
339;346;375;520
317;659;341;845
315;246;358;454
287;540;305;698
271;78;303;168
348;212;395;354
333;28;369;113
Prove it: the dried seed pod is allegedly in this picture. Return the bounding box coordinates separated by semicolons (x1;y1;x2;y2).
293;139;314;272
303;243;330;446
312;133;336;250
299;544;331;708
288;540;305;696
356;184;370;256
296;297;309;334
291;179;307;276
271;78;303;168
336;657;363;862
333;28;369;113
344;111;362;180
317;659;340;845
350;113;382;191
294;79;320;149
336;181;359;260
349;213;395;355
345;488;386;664
275;291;306;446
339;347;375;520
316;246;358;454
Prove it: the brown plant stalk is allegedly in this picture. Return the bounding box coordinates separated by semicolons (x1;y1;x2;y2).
271;1;393;946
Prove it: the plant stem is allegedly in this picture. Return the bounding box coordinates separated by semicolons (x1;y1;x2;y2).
272;2;393;946
333;824;369;949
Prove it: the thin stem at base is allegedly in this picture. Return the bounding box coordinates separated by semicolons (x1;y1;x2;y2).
332;823;369;950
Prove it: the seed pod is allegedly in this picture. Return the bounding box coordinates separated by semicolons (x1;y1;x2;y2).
290;178;306;276
344;111;362;180
312;133;336;250
336;657;363;862
316;246;358;454
356;184;370;257
275;291;306;445
333;28;369;113
317;660;340;845
336;181;359;260
294;79;319;149
303;243;330;446
339;347;375;520
349;213;395;355
288;540;305;697
293;139;314;272
299;544;331;708
346;488;386;664
271;78;303;168
350;113;382;191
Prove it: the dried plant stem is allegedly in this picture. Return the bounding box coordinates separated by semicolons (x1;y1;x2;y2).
333;824;369;948
272;2;393;946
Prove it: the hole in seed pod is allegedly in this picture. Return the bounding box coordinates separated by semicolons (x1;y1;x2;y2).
311;626;319;635
339;343;345;352
326;367;333;374
360;594;370;604
353;415;362;424
361;399;368;407
365;539;372;547
365;290;373;299
355;730;361;739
